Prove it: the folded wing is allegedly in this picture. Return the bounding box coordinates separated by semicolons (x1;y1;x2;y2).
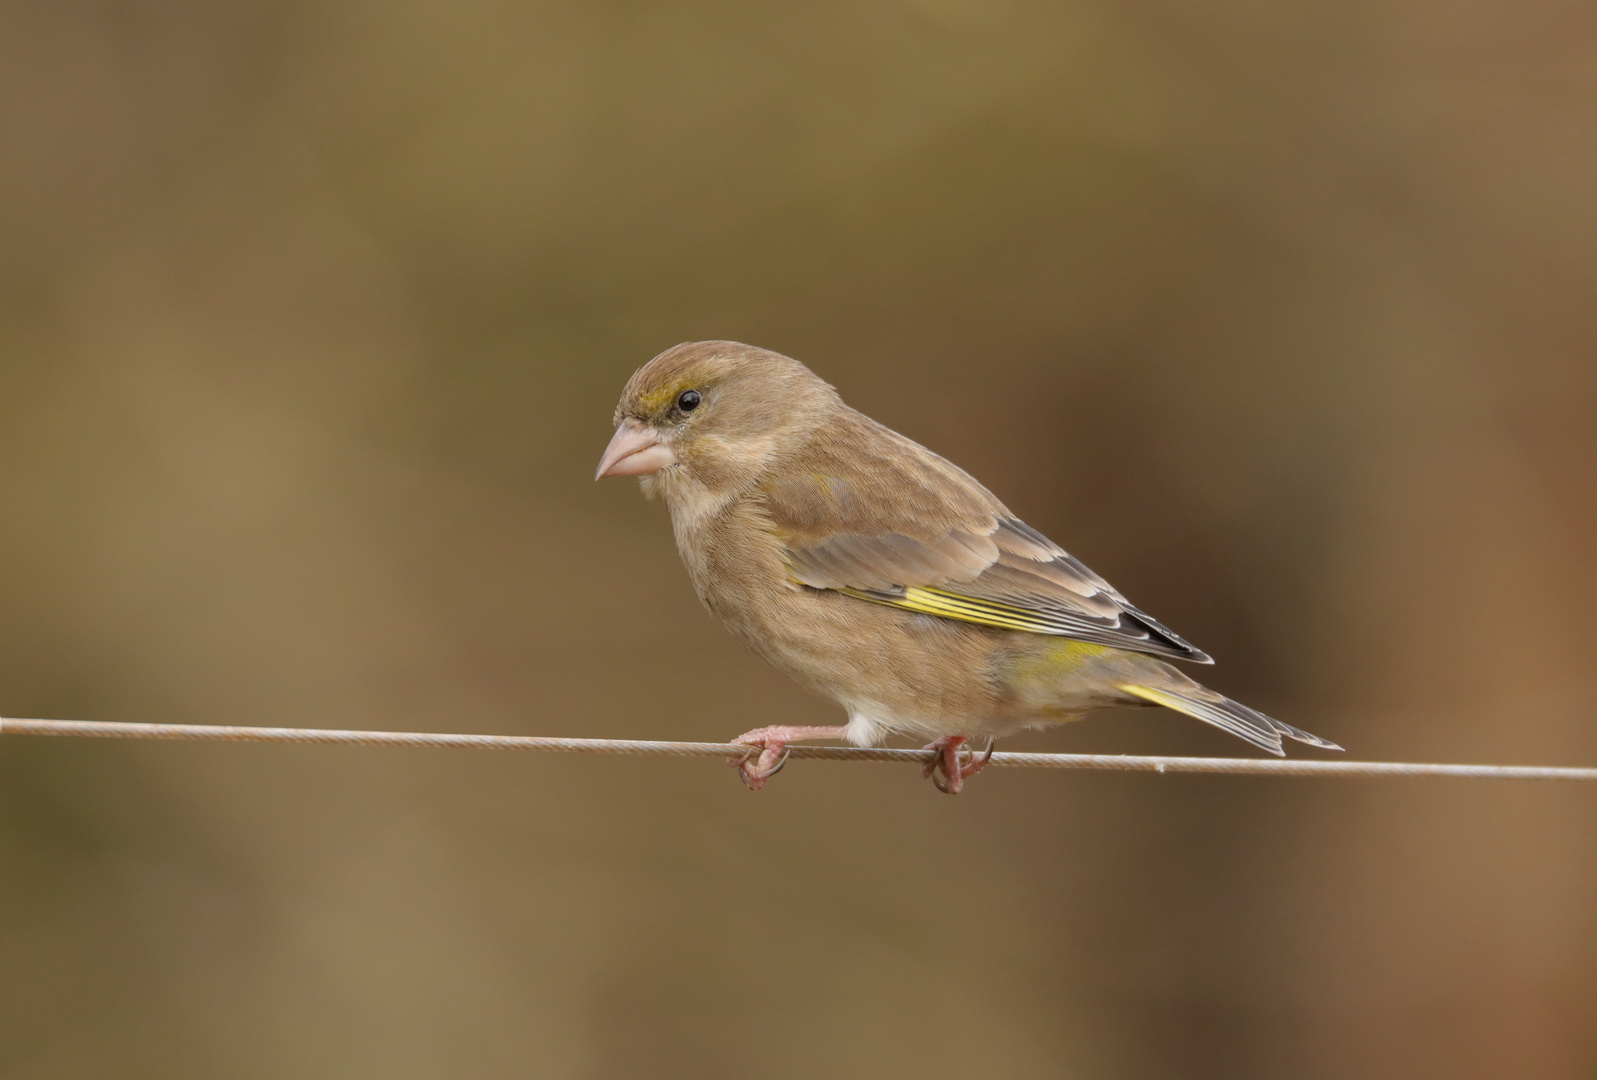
761;412;1212;664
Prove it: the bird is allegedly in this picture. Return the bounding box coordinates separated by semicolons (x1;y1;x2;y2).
596;341;1340;793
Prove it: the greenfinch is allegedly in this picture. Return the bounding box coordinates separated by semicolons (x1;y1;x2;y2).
597;341;1340;792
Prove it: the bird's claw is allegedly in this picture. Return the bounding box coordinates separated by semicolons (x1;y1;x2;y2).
922;736;995;794
730;728;793;791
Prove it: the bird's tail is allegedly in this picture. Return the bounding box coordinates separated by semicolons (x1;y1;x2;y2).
1118;682;1342;757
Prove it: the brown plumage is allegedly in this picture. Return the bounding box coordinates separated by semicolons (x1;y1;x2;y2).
596;341;1340;792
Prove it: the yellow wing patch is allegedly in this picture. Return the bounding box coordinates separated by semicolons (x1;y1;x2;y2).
837;585;1072;635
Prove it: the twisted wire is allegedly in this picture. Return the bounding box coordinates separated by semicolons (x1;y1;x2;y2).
2;717;1594;781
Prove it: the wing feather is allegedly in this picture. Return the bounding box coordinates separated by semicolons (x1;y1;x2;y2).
762;412;1212;663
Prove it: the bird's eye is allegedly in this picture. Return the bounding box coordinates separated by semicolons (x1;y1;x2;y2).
676;389;702;413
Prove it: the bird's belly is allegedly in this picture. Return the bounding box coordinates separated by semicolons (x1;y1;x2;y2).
710;583;1011;739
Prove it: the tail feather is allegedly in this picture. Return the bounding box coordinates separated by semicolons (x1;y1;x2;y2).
1119;683;1342;756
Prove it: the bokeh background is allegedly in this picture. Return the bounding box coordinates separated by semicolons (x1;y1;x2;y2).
2;1;1595;1076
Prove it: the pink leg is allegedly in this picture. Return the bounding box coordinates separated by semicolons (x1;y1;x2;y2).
730;725;850;791
921;735;996;794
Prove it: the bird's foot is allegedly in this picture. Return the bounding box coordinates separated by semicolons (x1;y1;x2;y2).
730;725;849;791
921;735;996;795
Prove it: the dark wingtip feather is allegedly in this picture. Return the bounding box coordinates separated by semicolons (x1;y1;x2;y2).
1125;610;1214;665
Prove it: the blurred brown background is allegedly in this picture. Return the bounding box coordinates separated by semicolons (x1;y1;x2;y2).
1;1;1594;1076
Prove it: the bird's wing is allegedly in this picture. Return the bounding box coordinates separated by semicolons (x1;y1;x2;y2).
759;414;1212;663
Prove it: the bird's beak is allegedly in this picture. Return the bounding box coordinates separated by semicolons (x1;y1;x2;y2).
595;418;678;479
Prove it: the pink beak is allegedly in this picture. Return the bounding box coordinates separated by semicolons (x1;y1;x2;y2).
595;418;678;479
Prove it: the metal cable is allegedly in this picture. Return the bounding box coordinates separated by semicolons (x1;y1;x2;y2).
2;716;1595;781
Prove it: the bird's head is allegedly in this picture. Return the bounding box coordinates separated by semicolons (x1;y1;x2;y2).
596;341;839;499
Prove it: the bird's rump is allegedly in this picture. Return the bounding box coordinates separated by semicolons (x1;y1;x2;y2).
760;411;1213;664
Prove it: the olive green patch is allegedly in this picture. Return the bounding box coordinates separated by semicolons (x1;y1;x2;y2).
1003;639;1111;688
